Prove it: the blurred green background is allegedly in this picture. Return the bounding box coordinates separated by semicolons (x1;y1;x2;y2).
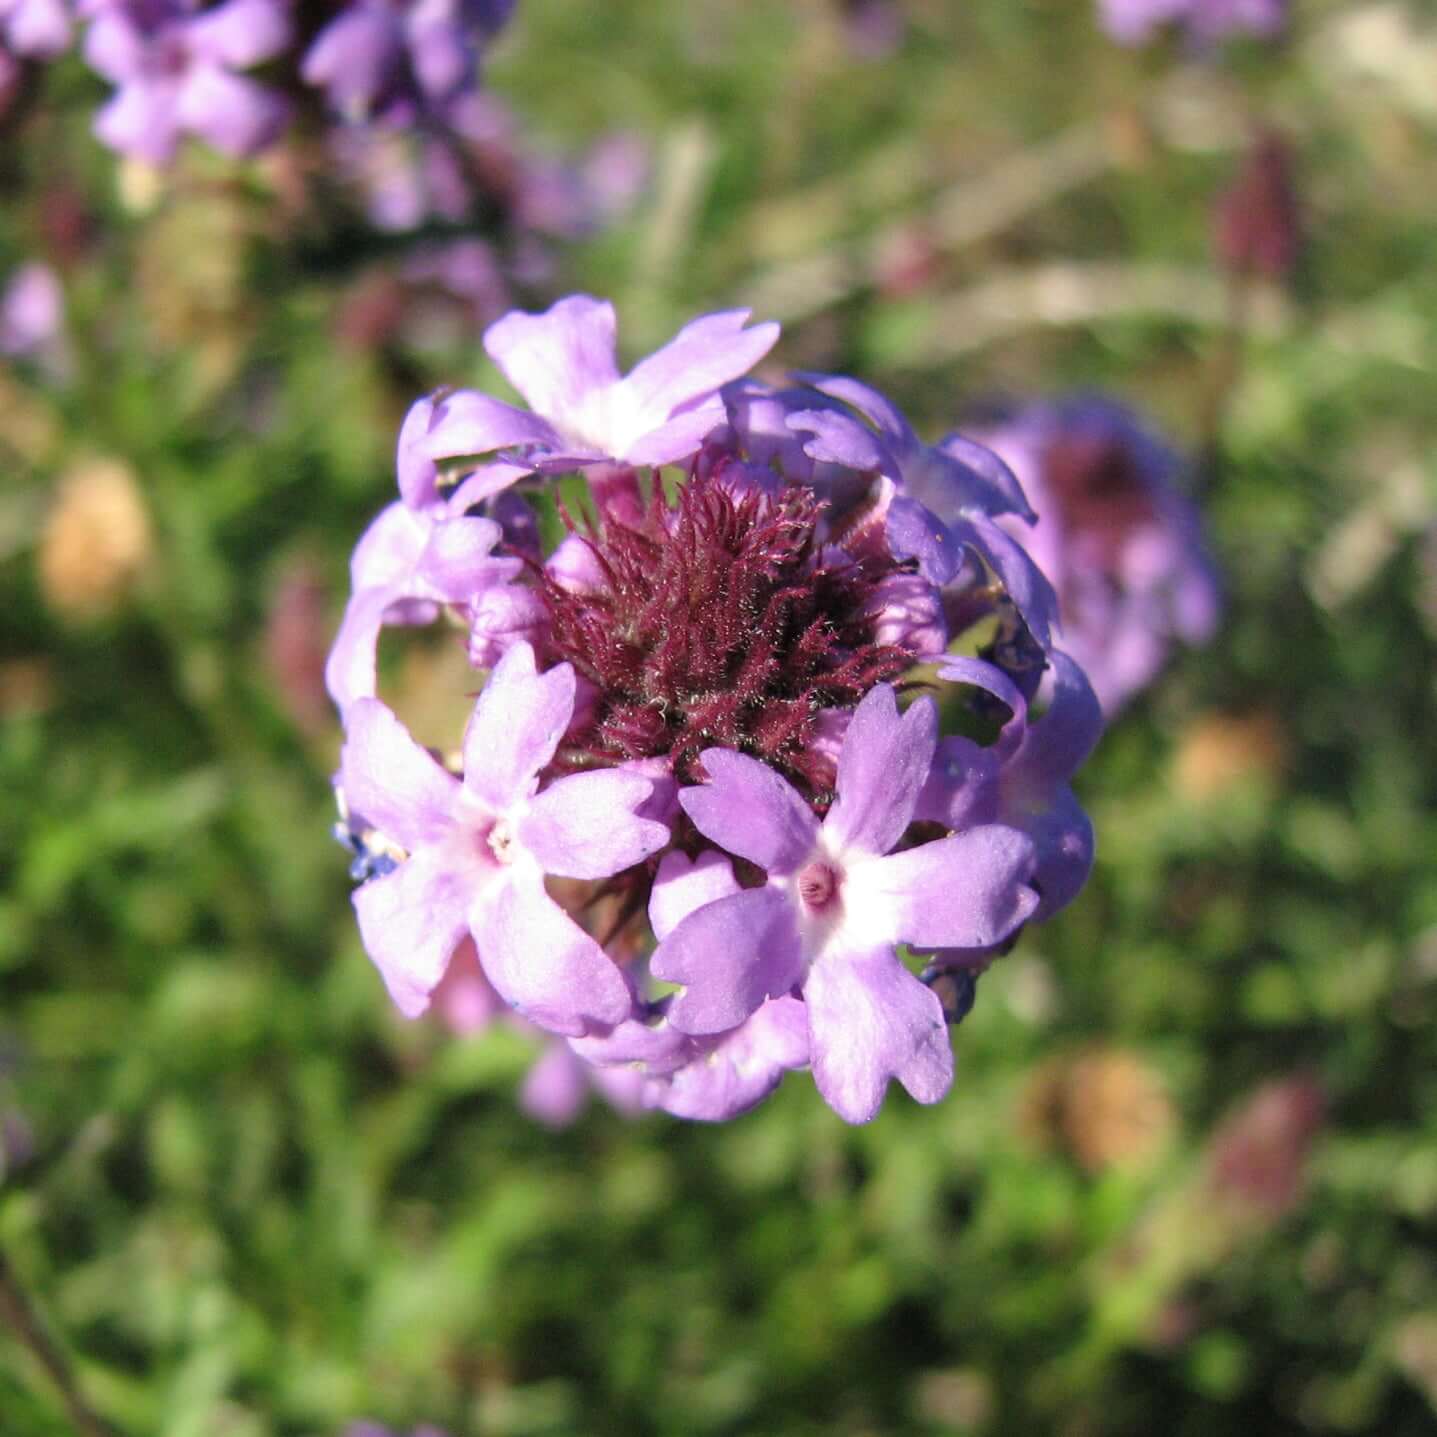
3;1;1437;1432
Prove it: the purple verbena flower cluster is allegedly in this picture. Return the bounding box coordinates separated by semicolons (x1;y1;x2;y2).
80;0;293;164
967;396;1221;714
302;0;511;123
9;0;515;172
1098;0;1286;47
328;295;1103;1125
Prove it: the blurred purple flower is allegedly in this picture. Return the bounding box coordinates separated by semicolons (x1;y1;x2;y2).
1099;0;1286;46
0;261;64;363
302;0;512;121
840;0;904;60
578;130;649;224
1;0;71;57
263;554;332;737
80;0;291;163
399;236;510;336
972;396;1221;714
786;376;1060;655
429;938;647;1126
343;1424;451;1437
1205;1074;1325;1223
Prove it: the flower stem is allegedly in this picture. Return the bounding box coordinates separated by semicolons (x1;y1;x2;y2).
0;1246;117;1437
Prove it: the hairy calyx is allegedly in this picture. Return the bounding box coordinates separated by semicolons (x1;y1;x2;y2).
542;472;912;793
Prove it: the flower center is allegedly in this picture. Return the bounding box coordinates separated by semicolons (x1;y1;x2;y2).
541;470;914;797
487;819;515;864
797;859;840;913
1045;433;1158;565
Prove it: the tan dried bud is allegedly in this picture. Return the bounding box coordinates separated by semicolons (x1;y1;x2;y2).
0;658;55;718
1064;1048;1175;1174
1171;710;1285;803
1019;1046;1174;1174
39;459;153;620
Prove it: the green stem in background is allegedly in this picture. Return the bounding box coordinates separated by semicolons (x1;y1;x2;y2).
0;1247;117;1437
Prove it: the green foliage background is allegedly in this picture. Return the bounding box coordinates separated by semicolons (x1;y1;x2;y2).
3;1;1437;1432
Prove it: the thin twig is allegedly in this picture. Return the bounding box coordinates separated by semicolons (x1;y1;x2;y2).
0;1247;117;1437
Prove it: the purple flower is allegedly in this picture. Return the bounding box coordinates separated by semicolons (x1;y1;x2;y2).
421;295;780;478
1;0;71;57
841;0;904;60
1212;128;1301;282
1099;0;1286;46
81;0;291;164
302;0;511;120
301;1;406;119
331;296;1103;1124
560;850;811;1123
519;1036;648;1126
930;651;1103;924
786;375;1061;654
651;685;1038;1123
339;641;669;1030
324;394;525;714
0;262;64;363
970;396;1221;713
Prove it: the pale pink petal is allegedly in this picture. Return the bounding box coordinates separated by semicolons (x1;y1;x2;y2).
648;850;740;942
353;836;478;1017
94;82;181;165
805;946;953;1123
176;66;287;157
856;827;1037;951
620;309;779;430
422;388;564;462
326;585;431;713
518;769;668;879
471;869;632;1037
461;643;575;813
619;401;728;467
415;515;513;601
482;295;620;421
339;698;461;849
658;996;810;1121
679;749;818;876
823;686;936;858
519;1043;593;1128
651;886;805;1036
350;500;429;588
187;0;291;66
